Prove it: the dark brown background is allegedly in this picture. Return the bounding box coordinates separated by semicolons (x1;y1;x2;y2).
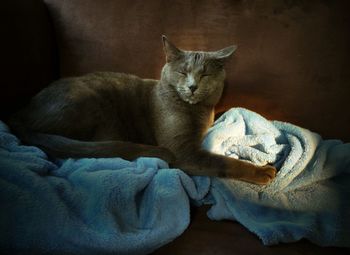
2;0;350;141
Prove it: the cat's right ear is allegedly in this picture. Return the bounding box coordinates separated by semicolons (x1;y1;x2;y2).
162;35;183;62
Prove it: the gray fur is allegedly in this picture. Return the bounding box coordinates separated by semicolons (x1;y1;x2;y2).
9;36;276;184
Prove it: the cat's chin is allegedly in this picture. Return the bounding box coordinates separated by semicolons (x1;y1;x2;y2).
183;97;200;105
177;90;201;104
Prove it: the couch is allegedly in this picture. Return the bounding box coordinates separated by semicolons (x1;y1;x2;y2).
2;0;350;254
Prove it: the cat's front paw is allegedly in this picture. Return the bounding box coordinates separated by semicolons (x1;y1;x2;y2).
255;165;277;184
239;164;277;185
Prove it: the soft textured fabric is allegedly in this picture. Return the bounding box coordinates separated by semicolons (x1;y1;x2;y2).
0;108;349;254
0;121;210;254
203;108;350;246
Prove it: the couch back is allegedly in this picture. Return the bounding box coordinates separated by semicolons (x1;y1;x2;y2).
2;0;58;120
2;0;350;141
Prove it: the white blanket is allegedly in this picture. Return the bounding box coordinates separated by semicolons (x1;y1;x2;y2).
202;108;350;246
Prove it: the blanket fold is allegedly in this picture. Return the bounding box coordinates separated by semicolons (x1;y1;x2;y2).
1;107;349;254
202;108;350;246
0;121;210;254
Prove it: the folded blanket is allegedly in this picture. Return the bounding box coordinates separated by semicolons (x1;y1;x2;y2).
202;108;350;246
0;107;349;254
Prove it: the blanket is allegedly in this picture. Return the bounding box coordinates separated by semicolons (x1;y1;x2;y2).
0;108;349;254
0;122;210;254
202;108;350;246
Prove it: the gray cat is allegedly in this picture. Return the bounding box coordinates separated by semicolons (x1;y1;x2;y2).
9;36;276;184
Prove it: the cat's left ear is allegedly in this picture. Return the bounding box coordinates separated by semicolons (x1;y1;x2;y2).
212;45;237;61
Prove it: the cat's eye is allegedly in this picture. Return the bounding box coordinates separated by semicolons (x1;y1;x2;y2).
201;74;211;78
177;71;187;76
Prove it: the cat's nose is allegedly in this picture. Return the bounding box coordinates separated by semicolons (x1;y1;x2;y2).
188;84;198;93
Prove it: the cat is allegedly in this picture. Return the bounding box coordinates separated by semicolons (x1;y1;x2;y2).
9;36;276;185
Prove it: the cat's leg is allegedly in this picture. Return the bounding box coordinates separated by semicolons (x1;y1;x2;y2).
9;114;175;163
10;125;176;163
172;150;276;185
157;131;276;184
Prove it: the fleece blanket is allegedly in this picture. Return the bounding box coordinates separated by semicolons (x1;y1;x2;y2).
202;108;350;246
0;108;349;254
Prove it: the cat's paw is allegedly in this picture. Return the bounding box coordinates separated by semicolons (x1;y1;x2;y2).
254;165;277;185
239;165;277;185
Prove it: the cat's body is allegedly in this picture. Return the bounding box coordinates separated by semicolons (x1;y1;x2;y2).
9;36;276;184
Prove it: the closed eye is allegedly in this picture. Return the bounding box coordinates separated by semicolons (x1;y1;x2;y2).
201;73;211;78
177;71;187;76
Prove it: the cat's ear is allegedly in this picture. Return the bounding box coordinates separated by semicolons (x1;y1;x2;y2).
162;35;183;62
212;45;237;61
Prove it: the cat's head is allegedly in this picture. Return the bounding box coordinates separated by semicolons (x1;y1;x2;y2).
160;36;237;105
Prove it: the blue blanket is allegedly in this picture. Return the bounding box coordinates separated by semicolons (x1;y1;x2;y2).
0;108;349;254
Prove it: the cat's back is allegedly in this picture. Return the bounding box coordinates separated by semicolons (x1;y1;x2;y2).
31;72;157;109
56;72;156;97
11;72;158;141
